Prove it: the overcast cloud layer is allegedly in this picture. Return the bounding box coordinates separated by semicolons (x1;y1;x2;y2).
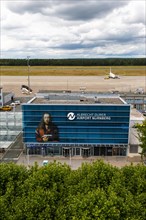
1;0;146;58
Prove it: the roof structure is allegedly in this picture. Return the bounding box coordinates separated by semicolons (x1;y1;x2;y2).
31;92;125;105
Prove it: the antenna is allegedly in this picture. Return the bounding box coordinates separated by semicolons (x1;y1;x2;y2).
67;78;69;103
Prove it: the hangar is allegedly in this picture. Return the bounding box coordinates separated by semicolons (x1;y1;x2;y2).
22;92;131;157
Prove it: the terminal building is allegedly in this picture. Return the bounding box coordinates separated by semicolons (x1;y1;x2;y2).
22;92;131;157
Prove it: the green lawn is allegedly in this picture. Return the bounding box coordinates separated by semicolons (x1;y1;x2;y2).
0;66;146;76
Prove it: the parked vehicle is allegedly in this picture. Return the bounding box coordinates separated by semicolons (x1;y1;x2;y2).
10;102;16;107
21;85;32;94
14;100;21;105
0;105;12;111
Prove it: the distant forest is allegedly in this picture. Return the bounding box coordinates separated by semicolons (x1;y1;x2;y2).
0;58;145;66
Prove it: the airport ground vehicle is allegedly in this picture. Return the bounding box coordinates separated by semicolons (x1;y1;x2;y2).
10;100;21;107
14;100;21;105
10;103;16;107
21;85;32;94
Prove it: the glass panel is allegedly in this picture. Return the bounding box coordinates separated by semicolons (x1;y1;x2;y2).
107;147;112;156
47;147;54;156
54;146;60;155
100;147;106;156
76;148;80;156
82;148;90;157
63;148;70;157
94;147;100;156
113;148;119;156
120;148;126;156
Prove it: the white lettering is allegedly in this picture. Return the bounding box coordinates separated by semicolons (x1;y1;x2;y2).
76;113;111;120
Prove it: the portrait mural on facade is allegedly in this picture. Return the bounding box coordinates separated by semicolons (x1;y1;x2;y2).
35;113;59;142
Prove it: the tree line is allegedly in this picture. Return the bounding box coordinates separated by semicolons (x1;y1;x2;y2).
0;58;145;66
0;160;146;220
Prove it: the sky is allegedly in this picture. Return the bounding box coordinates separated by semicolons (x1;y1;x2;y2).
1;0;146;59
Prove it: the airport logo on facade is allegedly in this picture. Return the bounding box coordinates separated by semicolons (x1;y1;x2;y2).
67;112;111;121
67;112;76;120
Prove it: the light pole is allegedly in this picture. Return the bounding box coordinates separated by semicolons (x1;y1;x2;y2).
69;148;72;167
27;147;30;168
13;105;16;128
6;111;8;140
27;56;30;93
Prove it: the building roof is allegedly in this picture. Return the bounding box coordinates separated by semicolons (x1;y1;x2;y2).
3;92;13;96
31;92;126;105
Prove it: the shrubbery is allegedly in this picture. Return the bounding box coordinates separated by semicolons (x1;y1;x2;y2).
0;161;146;219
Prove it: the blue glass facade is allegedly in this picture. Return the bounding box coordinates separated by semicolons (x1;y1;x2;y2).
22;104;130;155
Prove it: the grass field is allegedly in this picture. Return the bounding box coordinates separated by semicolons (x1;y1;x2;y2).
1;66;146;76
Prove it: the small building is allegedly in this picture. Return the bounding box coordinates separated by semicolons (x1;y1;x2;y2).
121;93;146;112
129;108;145;156
0;87;14;107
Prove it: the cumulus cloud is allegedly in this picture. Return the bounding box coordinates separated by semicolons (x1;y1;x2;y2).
55;1;127;21
1;0;146;58
6;1;128;21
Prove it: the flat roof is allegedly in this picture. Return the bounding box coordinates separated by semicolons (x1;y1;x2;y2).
31;92;126;105
32;98;124;105
3;92;13;96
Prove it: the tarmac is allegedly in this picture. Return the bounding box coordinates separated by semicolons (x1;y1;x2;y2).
1;75;146;96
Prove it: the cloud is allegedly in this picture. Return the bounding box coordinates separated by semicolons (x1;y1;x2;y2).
1;0;146;58
56;1;128;21
122;1;146;25
6;1;51;15
7;1;128;21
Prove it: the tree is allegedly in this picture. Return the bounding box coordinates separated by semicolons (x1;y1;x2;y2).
136;119;146;162
0;161;146;219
